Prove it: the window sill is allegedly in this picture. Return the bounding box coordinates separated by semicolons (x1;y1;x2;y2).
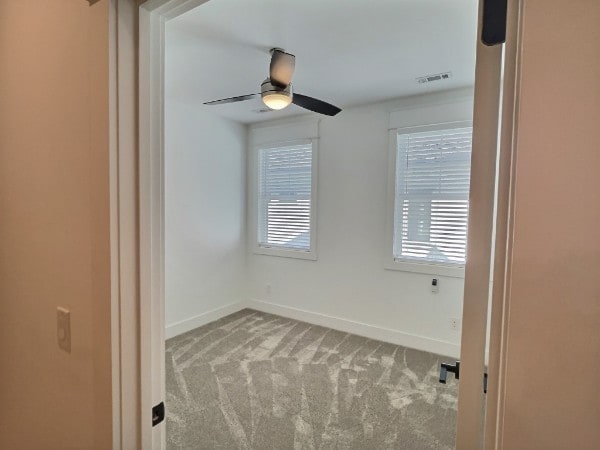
253;246;317;261
384;258;465;278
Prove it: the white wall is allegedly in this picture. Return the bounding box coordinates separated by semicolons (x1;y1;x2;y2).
164;89;475;357
164;101;246;338
246;89;474;357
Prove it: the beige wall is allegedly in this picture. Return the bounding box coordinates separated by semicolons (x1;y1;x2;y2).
501;1;600;448
0;1;112;449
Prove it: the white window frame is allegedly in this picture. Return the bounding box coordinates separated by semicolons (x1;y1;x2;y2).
384;120;473;278
250;138;319;260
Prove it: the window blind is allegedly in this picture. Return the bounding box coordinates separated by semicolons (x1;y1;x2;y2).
394;126;473;265
258;142;313;251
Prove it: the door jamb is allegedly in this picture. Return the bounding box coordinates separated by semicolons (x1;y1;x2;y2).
110;0;525;448
138;1;212;449
455;0;504;445
483;0;525;447
456;1;524;447
109;0;141;448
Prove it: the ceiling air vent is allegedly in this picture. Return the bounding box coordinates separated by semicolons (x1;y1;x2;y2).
416;71;452;84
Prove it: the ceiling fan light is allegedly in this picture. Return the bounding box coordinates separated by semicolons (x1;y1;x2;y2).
261;78;293;111
262;92;292;110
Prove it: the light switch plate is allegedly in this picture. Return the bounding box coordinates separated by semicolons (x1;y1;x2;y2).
57;307;71;353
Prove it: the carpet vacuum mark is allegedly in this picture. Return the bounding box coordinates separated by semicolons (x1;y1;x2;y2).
166;309;458;449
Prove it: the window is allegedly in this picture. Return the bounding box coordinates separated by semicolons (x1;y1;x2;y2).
256;140;316;258
390;124;473;272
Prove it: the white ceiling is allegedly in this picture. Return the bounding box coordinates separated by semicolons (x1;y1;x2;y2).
165;0;478;124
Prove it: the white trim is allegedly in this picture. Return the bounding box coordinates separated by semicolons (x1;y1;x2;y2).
165;302;246;339
250;118;320;146
253;246;318;261
388;87;474;109
252;137;315;150
384;121;473;278
385;259;465;278
110;0;140;448
388;95;474;130
392;120;474;134
249;135;319;261
138;1;212;449
139;4;165;449
246;299;460;359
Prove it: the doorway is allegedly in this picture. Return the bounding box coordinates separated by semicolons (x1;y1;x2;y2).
137;0;507;448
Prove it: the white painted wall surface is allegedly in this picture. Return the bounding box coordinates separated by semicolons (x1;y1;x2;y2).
164;100;246;337
246;89;474;357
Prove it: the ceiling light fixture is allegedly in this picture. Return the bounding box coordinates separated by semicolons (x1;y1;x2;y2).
204;49;341;117
261;78;292;110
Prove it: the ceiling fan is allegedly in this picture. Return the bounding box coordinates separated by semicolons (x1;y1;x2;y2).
203;48;342;116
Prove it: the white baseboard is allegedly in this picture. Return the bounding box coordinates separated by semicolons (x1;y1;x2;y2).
246;299;460;358
165;298;461;357
165;301;246;339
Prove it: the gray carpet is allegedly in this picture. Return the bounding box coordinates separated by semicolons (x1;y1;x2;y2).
166;309;457;449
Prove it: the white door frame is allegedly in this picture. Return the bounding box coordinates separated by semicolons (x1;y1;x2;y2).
139;1;212;449
109;0;143;448
109;0;524;448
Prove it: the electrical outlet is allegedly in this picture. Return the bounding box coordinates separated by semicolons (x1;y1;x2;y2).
431;278;439;293
450;318;461;331
57;307;71;353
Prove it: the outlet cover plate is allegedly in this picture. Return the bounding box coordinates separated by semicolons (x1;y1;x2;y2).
450;318;461;331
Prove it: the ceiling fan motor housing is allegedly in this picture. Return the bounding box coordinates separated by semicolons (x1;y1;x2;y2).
261;78;293;99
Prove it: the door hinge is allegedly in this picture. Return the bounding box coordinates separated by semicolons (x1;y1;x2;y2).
481;0;508;46
152;401;165;427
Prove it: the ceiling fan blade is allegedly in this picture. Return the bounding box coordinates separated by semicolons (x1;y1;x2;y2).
203;93;259;106
269;49;295;87
292;93;342;116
